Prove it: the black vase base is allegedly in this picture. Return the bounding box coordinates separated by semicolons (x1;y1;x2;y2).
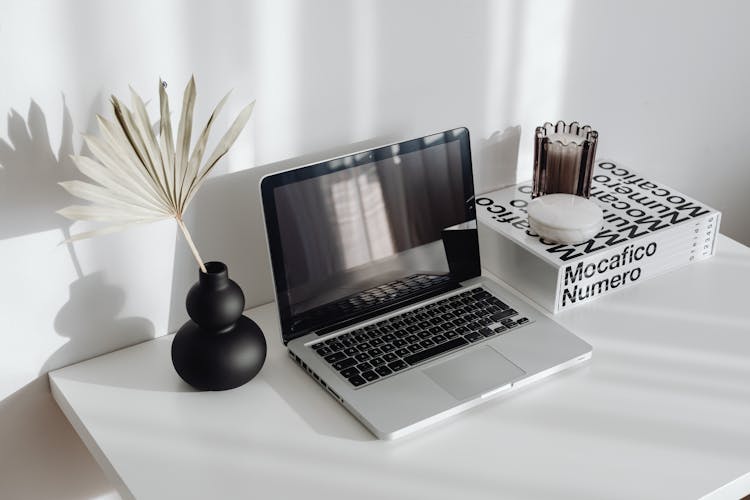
171;316;267;391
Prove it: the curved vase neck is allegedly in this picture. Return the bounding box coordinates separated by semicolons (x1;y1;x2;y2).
199;261;229;287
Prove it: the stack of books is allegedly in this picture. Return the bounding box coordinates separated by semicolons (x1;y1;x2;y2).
477;160;721;313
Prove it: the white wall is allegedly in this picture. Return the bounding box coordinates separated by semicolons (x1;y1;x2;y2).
1;0;748;497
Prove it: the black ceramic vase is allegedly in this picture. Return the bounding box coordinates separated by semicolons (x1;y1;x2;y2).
171;261;267;391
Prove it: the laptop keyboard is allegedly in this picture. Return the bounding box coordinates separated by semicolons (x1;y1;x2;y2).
311;287;531;389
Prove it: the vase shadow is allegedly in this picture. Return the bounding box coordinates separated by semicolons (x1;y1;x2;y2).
41;272;156;376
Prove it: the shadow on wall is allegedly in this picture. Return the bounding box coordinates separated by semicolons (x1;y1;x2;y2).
0;100;156;375
167;128;522;332
0;98;83;275
41;272;155;375
477;125;521;194
0;376;117;500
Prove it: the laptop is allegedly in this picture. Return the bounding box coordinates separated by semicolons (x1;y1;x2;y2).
260;127;592;439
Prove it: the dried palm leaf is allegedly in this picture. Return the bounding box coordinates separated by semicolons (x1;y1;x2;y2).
58;77;254;272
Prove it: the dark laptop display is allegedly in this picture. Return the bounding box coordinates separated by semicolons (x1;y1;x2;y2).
261;128;479;343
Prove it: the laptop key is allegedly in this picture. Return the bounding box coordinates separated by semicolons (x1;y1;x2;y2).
407;344;422;353
375;366;393;377
328;342;344;352
324;352;347;363
348;375;366;387
354;352;370;362
333;358;357;371
465;332;483;342
493;325;508;334
479;327;495;338
517;317;529;324
344;347;359;356
357;361;373;371
395;348;411;357
383;352;398;363
490;309;517;322
433;334;447;343
315;347;332;356
361;370;379;382
341;367;359;378
370;356;385;367
388;360;408;372
404;337;468;366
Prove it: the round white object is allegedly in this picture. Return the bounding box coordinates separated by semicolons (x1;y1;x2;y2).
527;194;603;244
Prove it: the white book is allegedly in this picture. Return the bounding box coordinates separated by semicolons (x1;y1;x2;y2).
477;160;721;313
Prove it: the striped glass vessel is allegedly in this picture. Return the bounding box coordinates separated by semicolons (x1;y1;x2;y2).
532;121;598;198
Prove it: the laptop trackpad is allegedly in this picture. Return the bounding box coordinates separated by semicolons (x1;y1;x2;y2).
423;347;526;401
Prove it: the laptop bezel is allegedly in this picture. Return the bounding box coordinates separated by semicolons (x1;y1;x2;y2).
260;127;477;344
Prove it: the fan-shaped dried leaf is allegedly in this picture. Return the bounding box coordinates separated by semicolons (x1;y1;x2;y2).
183;100;255;210
175;77;197;204
94;116;172;208
179;90;231;212
129;87;172;206
71;154;166;214
59;77;253;273
158;80;177;205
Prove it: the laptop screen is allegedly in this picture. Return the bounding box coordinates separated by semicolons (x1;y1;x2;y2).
261;128;479;343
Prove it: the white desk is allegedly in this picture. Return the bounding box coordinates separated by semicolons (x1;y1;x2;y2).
51;235;750;500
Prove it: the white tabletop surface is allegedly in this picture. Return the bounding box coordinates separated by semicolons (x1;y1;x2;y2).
50;235;750;500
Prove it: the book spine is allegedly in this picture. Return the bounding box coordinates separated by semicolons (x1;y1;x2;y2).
554;212;720;311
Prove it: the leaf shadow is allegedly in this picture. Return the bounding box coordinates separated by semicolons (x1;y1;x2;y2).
0;96;100;276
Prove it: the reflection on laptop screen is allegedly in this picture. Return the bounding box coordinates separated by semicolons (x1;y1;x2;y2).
264;128;478;340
